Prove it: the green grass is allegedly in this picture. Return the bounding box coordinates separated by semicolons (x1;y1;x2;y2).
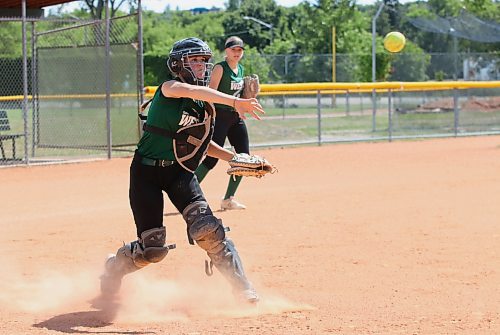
2;101;499;161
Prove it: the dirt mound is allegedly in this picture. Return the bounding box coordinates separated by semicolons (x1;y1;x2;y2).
418;98;455;112
461;97;500;111
416;96;500;113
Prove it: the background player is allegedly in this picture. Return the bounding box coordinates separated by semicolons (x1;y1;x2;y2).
195;36;251;210
99;37;263;303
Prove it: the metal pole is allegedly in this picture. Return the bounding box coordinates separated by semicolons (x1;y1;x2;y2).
317;90;322;146
21;0;29;164
137;0;144;105
30;21;36;158
282;95;285;120
284;55;288;80
332;26;336;108
105;0;112;159
388;90;393;142
371;2;384;132
359;92;363;115
453;35;458;80
137;0;145;139
453;89;459;136
332;26;336;84
346;91;350;116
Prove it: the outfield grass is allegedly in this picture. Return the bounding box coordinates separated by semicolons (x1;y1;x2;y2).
2;101;499;161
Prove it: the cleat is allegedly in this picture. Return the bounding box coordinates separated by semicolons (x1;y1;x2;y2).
99;254;123;297
234;287;259;304
242;288;259;304
221;196;246;210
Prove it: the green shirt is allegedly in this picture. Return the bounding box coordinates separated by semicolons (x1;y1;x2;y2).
214;61;244;111
137;83;209;160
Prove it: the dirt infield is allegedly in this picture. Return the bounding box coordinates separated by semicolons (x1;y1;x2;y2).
1;136;499;334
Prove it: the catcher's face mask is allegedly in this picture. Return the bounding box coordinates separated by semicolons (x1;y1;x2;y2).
167;37;214;86
183;55;213;85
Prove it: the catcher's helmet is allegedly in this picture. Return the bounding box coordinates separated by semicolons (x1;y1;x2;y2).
167;37;213;86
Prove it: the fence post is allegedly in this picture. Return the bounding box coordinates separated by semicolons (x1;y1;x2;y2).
105;0;112;159
282;95;286;120
346;91;350;116
372;90;377;132
317;90;322;146
388;89;393;142
22;0;30;165
359;92;363;115
453;88;459;136
31;21;37;158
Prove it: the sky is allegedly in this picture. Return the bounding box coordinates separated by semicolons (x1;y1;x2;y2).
49;0;417;13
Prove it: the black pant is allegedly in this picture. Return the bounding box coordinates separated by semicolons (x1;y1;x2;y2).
202;108;249;170
129;155;206;237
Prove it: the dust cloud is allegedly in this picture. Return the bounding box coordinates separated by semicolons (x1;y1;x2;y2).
0;261;312;322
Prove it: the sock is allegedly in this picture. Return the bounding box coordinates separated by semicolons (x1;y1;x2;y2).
194;163;210;183
224;175;242;200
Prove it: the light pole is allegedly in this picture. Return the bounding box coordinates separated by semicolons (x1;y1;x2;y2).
243;15;274;42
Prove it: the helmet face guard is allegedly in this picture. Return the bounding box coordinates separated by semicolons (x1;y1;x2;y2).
167;38;213;86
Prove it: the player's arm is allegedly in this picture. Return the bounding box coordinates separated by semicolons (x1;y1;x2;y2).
206;141;234;161
161;81;264;120
208;64;223;90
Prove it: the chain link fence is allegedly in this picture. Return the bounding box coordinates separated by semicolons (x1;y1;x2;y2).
1;19;498;166
0;14;140;166
0;20;29;164
246;87;500;148
242;52;499;84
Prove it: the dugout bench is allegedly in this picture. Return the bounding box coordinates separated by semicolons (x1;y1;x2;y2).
0;110;25;161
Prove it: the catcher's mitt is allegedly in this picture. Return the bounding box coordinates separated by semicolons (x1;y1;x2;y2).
227;153;276;178
241;74;260;99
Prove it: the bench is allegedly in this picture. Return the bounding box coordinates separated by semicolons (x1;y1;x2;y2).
0;110;25;160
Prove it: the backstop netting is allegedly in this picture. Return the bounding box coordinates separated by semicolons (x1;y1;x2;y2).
34;14;140;160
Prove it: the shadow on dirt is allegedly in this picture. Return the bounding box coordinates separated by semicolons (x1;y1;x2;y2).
33;296;153;334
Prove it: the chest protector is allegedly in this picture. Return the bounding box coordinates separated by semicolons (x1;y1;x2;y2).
141;102;214;173
174;104;214;172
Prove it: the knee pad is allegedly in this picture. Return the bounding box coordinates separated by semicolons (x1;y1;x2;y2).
132;227;174;267
106;227;174;278
183;201;225;254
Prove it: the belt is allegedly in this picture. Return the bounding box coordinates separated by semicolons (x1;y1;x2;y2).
141;157;176;167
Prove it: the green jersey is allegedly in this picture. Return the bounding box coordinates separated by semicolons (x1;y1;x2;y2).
137;83;211;161
214;61;244;111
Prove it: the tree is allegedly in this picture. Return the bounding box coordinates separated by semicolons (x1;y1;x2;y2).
220;0;283;51
83;0;137;19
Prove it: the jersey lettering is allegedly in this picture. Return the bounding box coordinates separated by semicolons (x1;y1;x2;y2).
179;111;199;127
230;80;243;91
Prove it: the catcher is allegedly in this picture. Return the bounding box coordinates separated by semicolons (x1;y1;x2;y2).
99;37;273;304
195;36;261;211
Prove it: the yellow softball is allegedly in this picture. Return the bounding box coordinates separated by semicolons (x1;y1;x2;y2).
383;31;406;53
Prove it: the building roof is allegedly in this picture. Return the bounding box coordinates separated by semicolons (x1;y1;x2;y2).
1;0;75;9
